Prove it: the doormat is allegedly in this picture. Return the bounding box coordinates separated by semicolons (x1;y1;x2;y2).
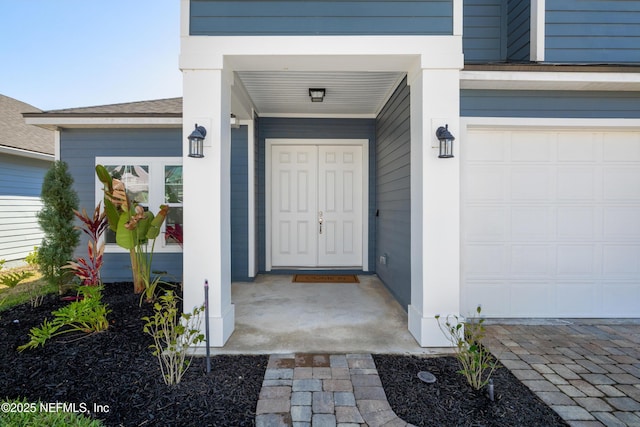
292;274;359;283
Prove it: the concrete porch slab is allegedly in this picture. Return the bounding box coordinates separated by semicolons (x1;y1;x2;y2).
208;274;444;355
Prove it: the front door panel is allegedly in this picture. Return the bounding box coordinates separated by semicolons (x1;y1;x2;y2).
271;144;363;268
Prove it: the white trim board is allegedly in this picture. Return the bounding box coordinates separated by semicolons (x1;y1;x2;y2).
265;138;370;272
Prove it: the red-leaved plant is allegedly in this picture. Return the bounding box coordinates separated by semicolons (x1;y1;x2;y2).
65;203;108;286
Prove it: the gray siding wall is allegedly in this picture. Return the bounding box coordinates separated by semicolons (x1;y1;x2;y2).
463;0;507;63
0;154;50;261
546;0;640;64
59;128;183;283
461;90;640;118
190;0;453;35
231;126;250;281
507;0;530;62
375;78;411;310
257;118;377;272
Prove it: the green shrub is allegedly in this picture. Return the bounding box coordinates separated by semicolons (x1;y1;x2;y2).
436;306;498;391
142;291;205;385
38;161;80;291
0;271;34;288
0;259;5;271
25;247;39;266
0;398;104;427
18;286;110;352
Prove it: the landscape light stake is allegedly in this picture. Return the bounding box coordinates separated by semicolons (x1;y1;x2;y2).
204;279;211;374
487;379;494;402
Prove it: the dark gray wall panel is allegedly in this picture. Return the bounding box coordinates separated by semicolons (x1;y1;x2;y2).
191;0;453;35
59;128;182;282
461;90;640;118
546;0;640;64
257;118;376;272
507;0;530;62
231;126;250;281
463;0;507;63
375;77;411;310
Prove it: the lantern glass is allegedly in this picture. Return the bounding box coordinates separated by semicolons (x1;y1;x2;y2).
189;137;204;158
439;138;454;158
188;124;206;158
435;125;455;159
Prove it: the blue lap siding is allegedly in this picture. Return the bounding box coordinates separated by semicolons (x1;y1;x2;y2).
59;128;183;283
545;0;640;64
375;77;411;310
190;0;453;35
461;90;640;118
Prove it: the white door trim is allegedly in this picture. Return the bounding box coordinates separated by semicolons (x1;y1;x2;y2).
266;138;369;271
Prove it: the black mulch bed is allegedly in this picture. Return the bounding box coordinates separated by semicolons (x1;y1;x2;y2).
374;354;569;427
2;283;569;427
0;283;267;427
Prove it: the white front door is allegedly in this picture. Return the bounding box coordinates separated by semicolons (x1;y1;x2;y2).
271;144;363;268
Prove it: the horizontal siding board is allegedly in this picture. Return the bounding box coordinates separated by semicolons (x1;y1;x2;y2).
191;0;453;35
546;0;640;63
0;196;43;261
375;77;411;310
463;0;506;63
60;128;183;282
461;90;640;118
0;154;50;197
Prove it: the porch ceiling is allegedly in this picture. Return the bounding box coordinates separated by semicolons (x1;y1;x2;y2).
234;71;406;118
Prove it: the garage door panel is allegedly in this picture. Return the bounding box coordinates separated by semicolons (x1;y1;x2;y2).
510;245;554;275
462;282;511;317
557;167;598;201
465;131;506;162
601;282;640;315
603;132;640;162
510;167;552;200
511;132;553;162
464;206;508;240
463;127;640;318
556;282;597;316
511;207;552;240
557;207;598;240
603;167;640;201
465;166;507;201
464;244;506;276
604;207;640;240
558;132;598;162
556;245;598;276
603;245;640;274
511;283;554;317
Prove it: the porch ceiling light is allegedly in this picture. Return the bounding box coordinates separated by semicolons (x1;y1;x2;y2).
435;124;455;158
188;124;207;158
309;88;326;102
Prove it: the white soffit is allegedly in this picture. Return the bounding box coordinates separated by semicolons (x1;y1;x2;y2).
235;71;406;117
461;70;640;92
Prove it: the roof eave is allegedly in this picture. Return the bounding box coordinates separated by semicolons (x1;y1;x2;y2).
23;114;183;130
0;144;54;161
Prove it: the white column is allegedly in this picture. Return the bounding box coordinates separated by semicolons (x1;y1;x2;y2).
408;68;461;347
182;68;235;346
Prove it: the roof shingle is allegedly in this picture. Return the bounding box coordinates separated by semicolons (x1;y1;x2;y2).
0;95;54;155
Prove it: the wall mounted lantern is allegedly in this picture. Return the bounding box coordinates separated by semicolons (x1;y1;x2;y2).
188;124;207;158
309;88;326;102
435;124;455;158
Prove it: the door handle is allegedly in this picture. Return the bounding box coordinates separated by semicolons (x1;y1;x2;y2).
318;211;323;234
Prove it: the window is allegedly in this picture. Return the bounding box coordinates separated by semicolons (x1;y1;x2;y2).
95;157;182;253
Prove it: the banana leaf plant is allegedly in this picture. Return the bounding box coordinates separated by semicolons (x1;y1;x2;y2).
95;164;169;295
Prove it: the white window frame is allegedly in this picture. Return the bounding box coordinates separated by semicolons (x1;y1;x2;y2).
95;157;183;253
